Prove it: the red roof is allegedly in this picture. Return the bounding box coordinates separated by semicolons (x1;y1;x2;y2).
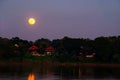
45;46;55;51
28;45;39;51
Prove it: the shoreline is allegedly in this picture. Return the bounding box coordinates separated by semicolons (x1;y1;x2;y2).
0;61;120;67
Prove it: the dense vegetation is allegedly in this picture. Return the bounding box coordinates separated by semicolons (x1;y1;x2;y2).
0;36;120;63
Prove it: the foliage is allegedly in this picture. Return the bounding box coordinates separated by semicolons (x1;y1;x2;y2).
0;36;120;63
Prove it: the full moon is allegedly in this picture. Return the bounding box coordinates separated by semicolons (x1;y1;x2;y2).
28;18;36;25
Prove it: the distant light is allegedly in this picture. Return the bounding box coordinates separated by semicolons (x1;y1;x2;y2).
86;55;94;58
28;18;36;25
14;44;19;48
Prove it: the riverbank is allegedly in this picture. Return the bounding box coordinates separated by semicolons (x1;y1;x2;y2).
0;61;120;67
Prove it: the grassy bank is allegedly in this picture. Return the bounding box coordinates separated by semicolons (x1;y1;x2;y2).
0;54;120;67
0;61;120;67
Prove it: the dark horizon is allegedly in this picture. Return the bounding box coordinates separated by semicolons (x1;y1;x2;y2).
0;0;120;41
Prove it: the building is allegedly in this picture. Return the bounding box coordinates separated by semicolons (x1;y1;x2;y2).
45;46;55;55
28;45;40;56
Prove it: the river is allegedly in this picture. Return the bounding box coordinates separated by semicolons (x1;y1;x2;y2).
0;63;120;80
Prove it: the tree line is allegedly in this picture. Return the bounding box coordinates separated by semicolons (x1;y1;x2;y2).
0;36;120;63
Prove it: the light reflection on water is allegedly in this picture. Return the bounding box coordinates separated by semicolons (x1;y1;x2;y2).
28;73;35;80
0;64;120;80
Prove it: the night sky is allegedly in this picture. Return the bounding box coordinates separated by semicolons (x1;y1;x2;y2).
0;0;120;41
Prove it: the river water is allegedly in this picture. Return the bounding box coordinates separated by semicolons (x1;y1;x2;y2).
0;64;120;80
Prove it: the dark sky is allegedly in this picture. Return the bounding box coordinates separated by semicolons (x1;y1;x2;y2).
0;0;120;41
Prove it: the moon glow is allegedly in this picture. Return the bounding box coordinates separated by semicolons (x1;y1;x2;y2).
28;18;36;25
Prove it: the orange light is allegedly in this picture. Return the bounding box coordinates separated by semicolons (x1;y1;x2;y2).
28;73;35;80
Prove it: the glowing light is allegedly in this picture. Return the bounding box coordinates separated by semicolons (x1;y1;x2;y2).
28;18;36;25
28;73;35;80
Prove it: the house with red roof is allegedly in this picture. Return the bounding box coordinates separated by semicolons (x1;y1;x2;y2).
28;45;40;56
45;46;55;55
